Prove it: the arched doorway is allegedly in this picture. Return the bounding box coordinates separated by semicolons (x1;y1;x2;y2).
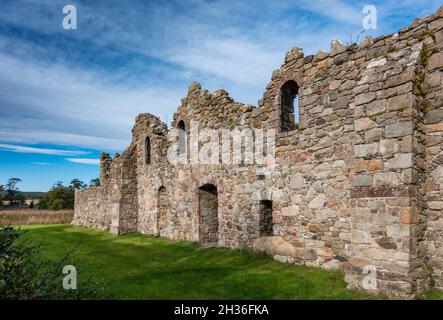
259;200;273;236
198;184;218;246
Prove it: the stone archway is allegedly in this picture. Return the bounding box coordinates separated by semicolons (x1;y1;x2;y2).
198;184;219;246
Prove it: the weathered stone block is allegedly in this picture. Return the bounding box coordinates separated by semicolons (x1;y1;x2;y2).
368;159;383;172
385;69;415;88
330;39;346;56
385;122;414;138
365;128;383;142
367;57;387;69
424;110;443;124
303;248;317;260
436;29;443;49
355;159;366;172
290;173;304;189
314;50;329;62
355;143;378;158
332;96;348;109
355;118;377;131
354;174;373;187
428;52;443;71
366;99;387;116
400;207;418;225
428;201;443;210
375;236;397;249
333;53;349;65
351;230;372;244
379;139;399;155
309;194;326;209
385;153;413;169
355;92;376;105
317;247;334;258
374;172;399;186
253;236;299;258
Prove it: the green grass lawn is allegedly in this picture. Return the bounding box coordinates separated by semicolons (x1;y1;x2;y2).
18;224;442;300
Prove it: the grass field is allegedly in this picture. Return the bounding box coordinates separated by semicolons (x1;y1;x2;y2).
0;209;73;225
19;224;443;300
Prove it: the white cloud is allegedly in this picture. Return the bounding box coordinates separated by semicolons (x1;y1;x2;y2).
65;158;100;165
0;129;130;152
0;143;88;156
32;162;50;166
0;50;183;151
298;0;362;25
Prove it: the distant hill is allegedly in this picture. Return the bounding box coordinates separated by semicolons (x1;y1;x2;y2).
0;191;46;199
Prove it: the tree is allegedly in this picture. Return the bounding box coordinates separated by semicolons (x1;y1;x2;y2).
39;181;75;210
69;179;87;190
89;178;100;187
15;193;26;206
52;181;64;189
4;178;22;204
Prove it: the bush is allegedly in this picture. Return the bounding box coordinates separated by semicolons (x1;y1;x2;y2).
39;179;87;210
39;184;74;210
0;226;107;299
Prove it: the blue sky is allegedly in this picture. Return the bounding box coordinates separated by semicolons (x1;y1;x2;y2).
0;0;441;191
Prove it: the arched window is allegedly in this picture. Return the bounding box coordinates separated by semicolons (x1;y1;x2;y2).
145;136;151;165
177;120;186;155
280;80;299;132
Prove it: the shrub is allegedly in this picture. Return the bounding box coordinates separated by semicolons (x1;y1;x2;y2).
0;226;107;299
39;184;74;210
39;179;87;210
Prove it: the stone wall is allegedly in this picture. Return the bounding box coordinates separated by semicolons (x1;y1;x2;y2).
73;6;443;297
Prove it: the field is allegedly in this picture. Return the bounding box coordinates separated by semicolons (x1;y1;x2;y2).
19;224;443;300
0;209;73;225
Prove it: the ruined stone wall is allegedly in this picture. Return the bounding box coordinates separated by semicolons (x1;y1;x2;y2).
73;147;138;234
129;83;269;248
73;6;443;297
422;12;443;292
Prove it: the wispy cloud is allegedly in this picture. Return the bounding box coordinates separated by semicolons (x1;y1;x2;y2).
0;49;183;151
65;158;100;165
298;0;362;25
0;143;88;156
32;162;50;166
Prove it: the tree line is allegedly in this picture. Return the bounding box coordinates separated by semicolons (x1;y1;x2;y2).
0;177;100;210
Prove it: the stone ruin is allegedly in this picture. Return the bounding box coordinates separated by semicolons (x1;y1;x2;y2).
73;7;443;298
